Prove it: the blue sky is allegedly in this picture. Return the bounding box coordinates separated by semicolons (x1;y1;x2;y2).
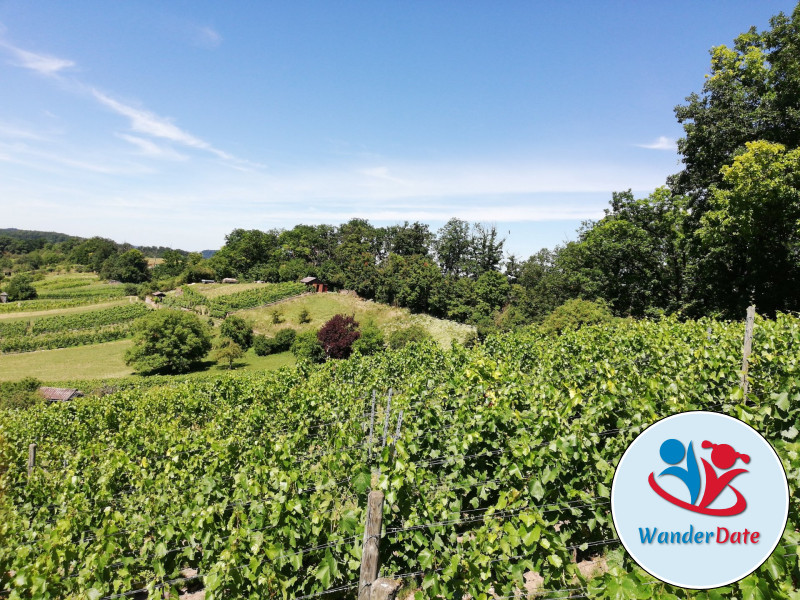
1;1;796;258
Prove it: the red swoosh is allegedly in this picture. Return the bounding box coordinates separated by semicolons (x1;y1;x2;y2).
648;472;747;516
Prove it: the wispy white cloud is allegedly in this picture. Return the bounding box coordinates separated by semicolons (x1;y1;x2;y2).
0;122;43;140
195;26;222;48
0;40;75;75
637;136;677;151
116;133;188;161
92;89;231;159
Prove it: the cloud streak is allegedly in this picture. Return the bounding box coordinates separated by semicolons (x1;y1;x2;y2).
637;136;677;151
0;40;75;75
92;90;232;159
116;133;189;161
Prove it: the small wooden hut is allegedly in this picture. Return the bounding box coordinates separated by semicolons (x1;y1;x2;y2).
300;276;328;293
38;387;84;403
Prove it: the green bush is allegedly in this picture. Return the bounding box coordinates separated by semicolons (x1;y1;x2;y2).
291;330;325;363
352;320;385;356
0;377;42;410
298;307;311;324
253;334;276;356
387;324;432;349
253;329;296;356
540;298;613;334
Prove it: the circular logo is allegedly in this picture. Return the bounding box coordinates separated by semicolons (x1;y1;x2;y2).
611;411;789;589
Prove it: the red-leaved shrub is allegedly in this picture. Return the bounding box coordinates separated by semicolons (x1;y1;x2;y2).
317;314;361;359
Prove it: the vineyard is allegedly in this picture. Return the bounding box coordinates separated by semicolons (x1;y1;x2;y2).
162;282;306;317
33;277;128;301
0;304;150;354
0;314;798;599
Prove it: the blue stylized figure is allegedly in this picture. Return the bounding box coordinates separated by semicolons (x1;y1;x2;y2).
658;439;701;505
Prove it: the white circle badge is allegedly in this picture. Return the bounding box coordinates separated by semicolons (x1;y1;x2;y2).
611;411;789;589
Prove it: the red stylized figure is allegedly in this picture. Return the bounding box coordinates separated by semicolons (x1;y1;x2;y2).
697;441;749;511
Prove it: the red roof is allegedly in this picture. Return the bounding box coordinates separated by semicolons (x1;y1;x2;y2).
38;387;84;402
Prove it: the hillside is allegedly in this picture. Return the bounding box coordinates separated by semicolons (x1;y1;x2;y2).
1;315;797;598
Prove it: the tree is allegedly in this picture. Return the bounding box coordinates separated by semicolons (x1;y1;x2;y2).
3;274;37;300
219;315;254;350
291;330;325;363
694;141;800;317
468;223;505;277
70;237;118;271
101;249;151;283
125;310;212;374
317;314;361;359
670;5;800;211
213;337;244;370
435;218;471;276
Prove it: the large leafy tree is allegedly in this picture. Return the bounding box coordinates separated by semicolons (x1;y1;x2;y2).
3;274;37;301
695;141;800;317
125;310;212;374
219;315;254;350
670;4;800;210
101;249;151;283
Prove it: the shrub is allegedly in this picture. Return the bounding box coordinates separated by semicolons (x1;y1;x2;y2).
298;308;311;324
3;274;37;301
388;324;432;349
125;310;212;374
291;330;325;363
0;377;42;410
253;334;276;356
275;328;297;350
352;320;385;356
253;329;297;356
540;298;613;334
270;310;284;324
317;314;360;359
220;315;253;350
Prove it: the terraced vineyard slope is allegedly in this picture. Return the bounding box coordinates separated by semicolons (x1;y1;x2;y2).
1;315;798;599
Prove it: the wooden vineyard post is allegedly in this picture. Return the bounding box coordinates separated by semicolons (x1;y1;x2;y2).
27;443;36;479
358;490;385;600
740;305;755;397
368;390;377;462
381;389;393;448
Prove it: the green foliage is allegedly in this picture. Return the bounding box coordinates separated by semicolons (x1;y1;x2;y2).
0;315;799;598
0;377;42;409
541;298;614;334
290;329;325;363
298;307;311;323
219;315;253;350
253;329;296;356
124;310;212;374
3;274;37;301
100;249;151;284
352;319;385;356
161;282;305;318
212;337;244;370
388;323;433;349
696;141;800;317
270;309;284;324
670;4;800;206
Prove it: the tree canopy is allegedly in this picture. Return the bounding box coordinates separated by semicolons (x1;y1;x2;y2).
125;310;212;374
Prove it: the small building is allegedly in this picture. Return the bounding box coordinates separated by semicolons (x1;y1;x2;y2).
201;279;215;284
38;387;84;403
0;292;7;304
107;280;122;285
151;291;166;302
301;276;328;293
222;278;238;284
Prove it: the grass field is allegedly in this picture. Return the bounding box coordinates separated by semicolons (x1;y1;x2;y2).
237;291;474;346
0;338;295;383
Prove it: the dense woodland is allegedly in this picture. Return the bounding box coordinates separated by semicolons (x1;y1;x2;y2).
3;6;800;327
